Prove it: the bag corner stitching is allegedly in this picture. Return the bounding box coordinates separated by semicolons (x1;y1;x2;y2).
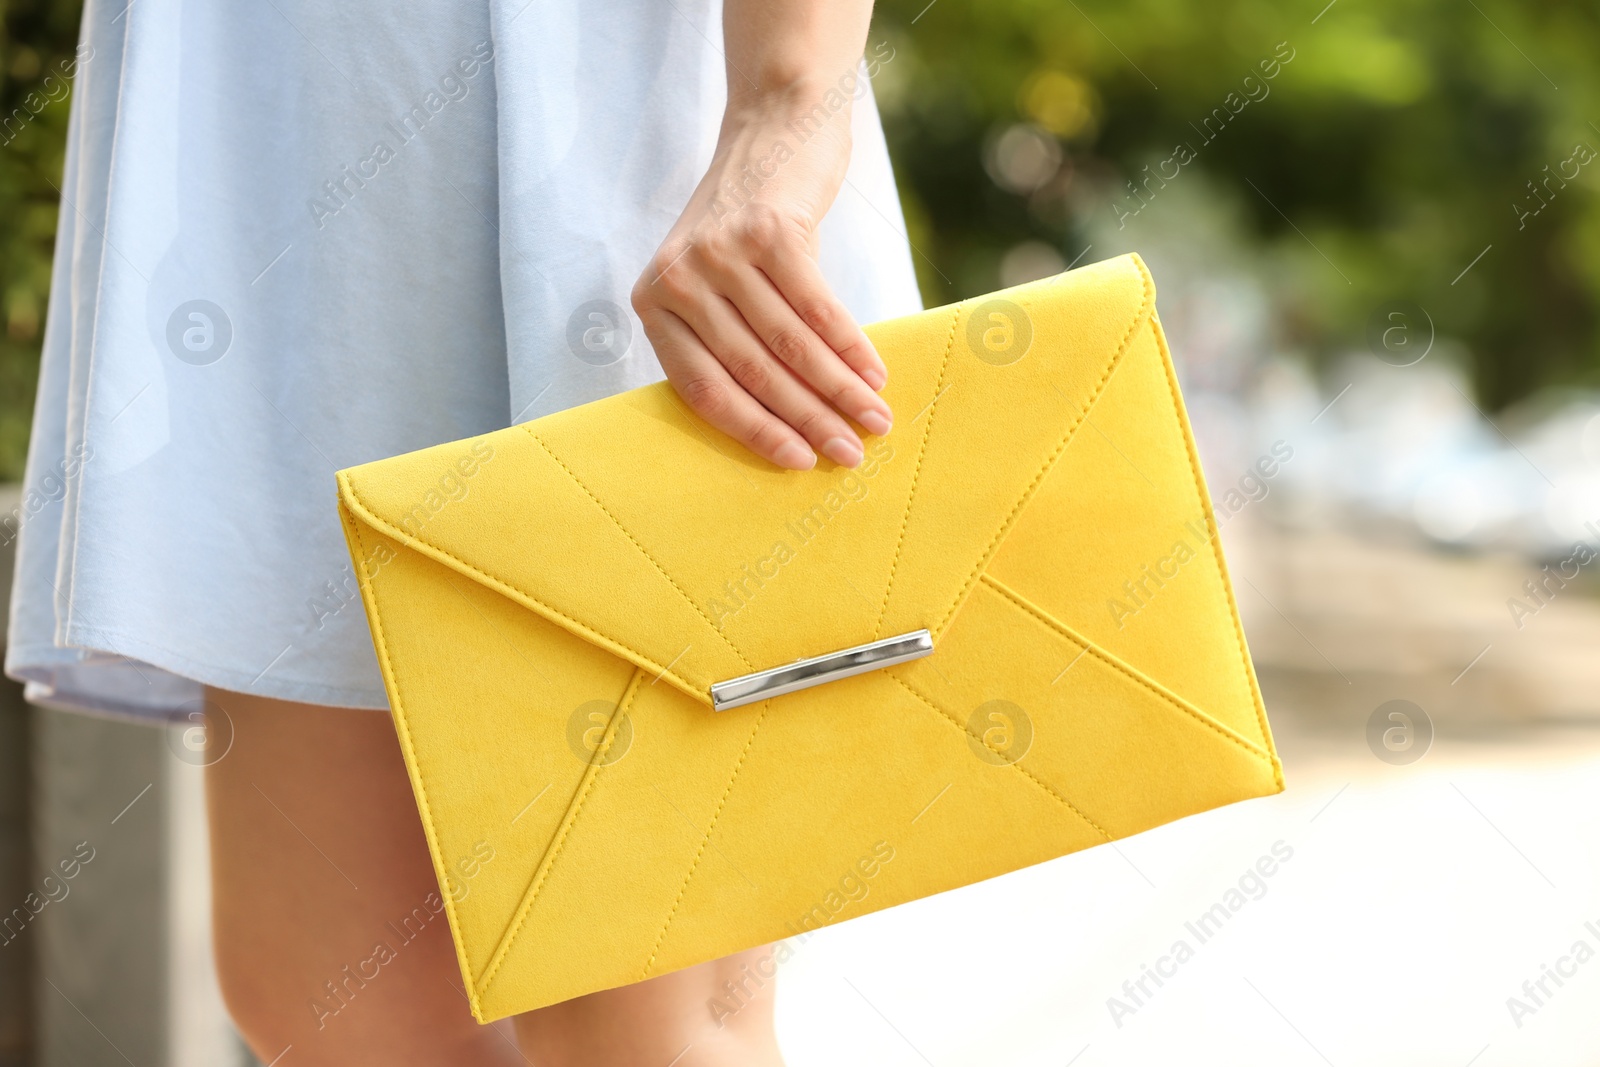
476;666;647;998
339;479;709;706
976;573;1272;767
1146;315;1282;788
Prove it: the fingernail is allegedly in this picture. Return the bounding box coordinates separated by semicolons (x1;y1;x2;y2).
820;437;863;468
858;409;892;436
773;440;817;470
861;363;888;390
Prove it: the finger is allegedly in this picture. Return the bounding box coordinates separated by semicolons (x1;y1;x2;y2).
754;244;888;392
704;295;870;467
662;284;866;467
719;264;892;439
640;306;817;471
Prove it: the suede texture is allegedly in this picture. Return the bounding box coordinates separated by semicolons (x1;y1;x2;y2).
335;253;1283;1021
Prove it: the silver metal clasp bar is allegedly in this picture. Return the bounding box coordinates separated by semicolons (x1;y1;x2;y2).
709;629;934;712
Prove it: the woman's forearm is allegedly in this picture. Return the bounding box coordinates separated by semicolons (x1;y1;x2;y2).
722;0;876;111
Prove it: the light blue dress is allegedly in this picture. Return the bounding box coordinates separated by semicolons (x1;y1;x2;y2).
6;0;923;720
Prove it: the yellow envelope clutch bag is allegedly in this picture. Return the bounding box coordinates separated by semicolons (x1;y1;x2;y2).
336;253;1283;1021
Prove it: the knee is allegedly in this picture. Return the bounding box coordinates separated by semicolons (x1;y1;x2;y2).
212;927;300;1059
212;916;495;1066
212;918;356;1057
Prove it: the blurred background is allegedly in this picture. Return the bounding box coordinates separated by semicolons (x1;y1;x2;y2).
4;0;1600;1064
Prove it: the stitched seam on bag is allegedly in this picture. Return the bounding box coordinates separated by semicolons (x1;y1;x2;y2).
935;258;1154;639
340;480;707;703
1147;315;1283;790
640;702;769;979
891;673;1112;841
524;426;754;671
870;303;964;639
977;572;1272;762
478;667;646;997
344;504;482;1016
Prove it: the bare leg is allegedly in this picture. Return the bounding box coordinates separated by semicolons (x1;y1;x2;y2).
205;689;784;1066
206;689;523;1065
514;945;786;1067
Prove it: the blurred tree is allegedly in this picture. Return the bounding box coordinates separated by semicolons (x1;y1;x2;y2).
872;0;1600;410
1;0;80;480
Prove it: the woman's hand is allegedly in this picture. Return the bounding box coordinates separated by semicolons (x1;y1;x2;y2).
632;2;890;471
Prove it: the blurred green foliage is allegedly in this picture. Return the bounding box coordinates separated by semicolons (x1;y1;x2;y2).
872;0;1600;410
1;0;79;480
0;0;1596;484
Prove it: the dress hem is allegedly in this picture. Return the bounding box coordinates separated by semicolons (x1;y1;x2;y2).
7;628;391;724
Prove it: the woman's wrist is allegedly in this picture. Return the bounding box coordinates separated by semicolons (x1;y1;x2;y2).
725;80;851;128
719;76;855;158
727;66;848;108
